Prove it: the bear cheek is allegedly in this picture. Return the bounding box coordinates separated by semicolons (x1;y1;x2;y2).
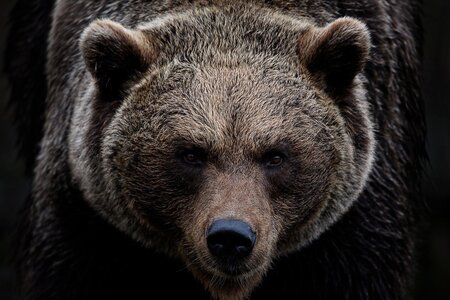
122;151;197;228
267;144;338;252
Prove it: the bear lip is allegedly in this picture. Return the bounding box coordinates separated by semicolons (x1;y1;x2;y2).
187;257;268;300
205;261;262;278
194;255;257;278
182;245;268;281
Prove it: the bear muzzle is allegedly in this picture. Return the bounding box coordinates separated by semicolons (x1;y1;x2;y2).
206;219;256;274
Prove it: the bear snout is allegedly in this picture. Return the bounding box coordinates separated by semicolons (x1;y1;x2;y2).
206;219;256;262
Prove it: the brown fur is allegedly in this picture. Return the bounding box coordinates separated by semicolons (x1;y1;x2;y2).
68;6;374;298
6;0;426;299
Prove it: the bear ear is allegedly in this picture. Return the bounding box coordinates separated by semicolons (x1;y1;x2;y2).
80;19;156;100
298;17;370;97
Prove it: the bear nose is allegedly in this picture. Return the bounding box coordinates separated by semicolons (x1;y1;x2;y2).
207;219;256;259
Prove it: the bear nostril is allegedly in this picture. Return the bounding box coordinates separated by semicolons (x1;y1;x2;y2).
207;219;256;259
234;245;250;257
210;243;225;257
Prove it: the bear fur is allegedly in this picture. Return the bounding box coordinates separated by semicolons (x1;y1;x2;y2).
5;0;425;299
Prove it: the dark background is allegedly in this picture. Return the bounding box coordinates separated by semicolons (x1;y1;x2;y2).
0;0;449;299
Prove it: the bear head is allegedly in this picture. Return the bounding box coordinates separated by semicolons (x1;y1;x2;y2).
70;6;374;300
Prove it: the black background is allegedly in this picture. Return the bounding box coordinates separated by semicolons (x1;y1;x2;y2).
0;0;449;299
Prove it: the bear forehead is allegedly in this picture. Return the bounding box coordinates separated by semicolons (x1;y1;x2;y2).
137;5;311;62
114;64;337;155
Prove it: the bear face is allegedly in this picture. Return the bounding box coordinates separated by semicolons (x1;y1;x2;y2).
69;7;374;299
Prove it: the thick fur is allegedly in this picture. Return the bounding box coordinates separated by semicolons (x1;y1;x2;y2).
5;0;425;299
4;0;53;174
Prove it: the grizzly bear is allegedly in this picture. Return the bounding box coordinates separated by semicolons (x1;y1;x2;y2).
5;0;425;299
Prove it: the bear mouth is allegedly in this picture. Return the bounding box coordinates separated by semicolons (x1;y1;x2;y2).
183;242;268;277
211;259;255;276
185;251;259;278
201;257;264;279
181;246;270;298
185;259;265;300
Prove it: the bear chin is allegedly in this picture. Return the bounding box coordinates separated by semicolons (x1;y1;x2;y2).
187;263;267;300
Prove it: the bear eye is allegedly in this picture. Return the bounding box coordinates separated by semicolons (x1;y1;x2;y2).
263;151;286;168
180;149;205;166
